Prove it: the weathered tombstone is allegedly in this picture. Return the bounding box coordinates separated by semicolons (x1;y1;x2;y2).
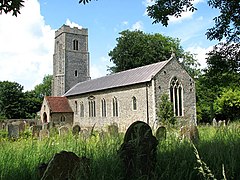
42;123;50;130
118;121;158;179
39;129;50;140
218;120;225;127
180;125;199;144
32;125;42;138
72;125;81;136
12;121;25;133
80;128;90;140
212;118;217;127
58;126;69;136
40;151;90;180
7;123;19;139
156;126;166;141
107;122;118;136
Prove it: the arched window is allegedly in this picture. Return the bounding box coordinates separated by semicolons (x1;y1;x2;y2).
101;98;106;117
132;96;137;110
170;77;183;116
80;102;84;117
60;115;65;122
73;39;78;50
75;101;78;114
113;97;118;117
88;96;96;117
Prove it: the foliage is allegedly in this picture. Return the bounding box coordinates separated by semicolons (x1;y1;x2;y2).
33;75;52;100
214;88;240;121
157;93;176;125
147;0;240;43
108;30;199;75
23;91;42;118
0;81;25;119
0;0;24;16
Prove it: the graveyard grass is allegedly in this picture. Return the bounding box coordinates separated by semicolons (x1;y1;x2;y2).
1;123;240;180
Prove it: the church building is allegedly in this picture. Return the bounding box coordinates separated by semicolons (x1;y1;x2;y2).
40;25;196;132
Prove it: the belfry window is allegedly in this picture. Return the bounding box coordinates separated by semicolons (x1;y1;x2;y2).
73;39;78;50
101;98;106;117
170;77;183;116
132;96;137;110
75;70;78;77
113;97;118;117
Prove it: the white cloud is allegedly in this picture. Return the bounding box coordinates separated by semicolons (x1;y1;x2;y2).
131;21;144;31
186;45;214;69
0;0;55;91
65;19;83;29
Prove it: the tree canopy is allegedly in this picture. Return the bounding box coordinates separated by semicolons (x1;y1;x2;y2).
108;30;200;77
0;0;24;16
147;0;240;43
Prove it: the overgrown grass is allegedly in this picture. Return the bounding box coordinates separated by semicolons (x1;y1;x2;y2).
0;123;240;180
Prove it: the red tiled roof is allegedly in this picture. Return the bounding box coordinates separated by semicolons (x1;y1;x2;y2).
45;96;73;113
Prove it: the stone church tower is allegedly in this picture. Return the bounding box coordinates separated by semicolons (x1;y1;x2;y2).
52;25;90;96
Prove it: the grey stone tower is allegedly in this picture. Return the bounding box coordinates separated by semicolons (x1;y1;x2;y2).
52;25;90;96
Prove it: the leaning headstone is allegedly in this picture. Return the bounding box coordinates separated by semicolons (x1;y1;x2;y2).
212;118;217;127
32;125;42;138
7;123;19;139
156;126;166;141
40;151;90;180
72;125;81;136
58;126;69;136
39;129;50;140
107;123;118;136
118;121;158;179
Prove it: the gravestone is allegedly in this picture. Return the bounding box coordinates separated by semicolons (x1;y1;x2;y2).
118;121;158;179
72;125;81;136
42;123;50;130
156;126;166;141
40;151;90;180
32;125;42;138
180;125;199;144
7;123;19;139
212;118;217;127
58;126;69;136
80;128;90;140
39;129;50;140
107;122;118;136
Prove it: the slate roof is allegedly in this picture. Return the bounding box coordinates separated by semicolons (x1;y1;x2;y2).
45;96;73;113
64;59;171;97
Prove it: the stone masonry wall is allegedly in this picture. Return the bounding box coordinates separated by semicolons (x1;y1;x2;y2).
67;83;154;132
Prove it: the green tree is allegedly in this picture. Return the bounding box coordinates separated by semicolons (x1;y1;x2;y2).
147;0;240;43
108;30;199;75
214;88;240;121
0;0;24;16
157;93;176;125
0;81;25;119
33;75;52;100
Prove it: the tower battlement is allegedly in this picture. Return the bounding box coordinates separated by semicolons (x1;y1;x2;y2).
55;24;88;38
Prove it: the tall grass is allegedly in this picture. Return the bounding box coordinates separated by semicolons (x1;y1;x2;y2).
0;123;240;180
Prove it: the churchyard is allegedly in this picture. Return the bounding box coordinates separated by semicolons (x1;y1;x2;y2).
0;120;240;179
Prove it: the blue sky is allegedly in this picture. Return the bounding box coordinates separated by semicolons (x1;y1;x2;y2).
0;0;220;91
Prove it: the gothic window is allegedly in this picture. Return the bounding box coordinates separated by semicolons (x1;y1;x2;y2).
88;96;96;117
73;39;78;51
112;97;118;117
101;98;106;117
60;115;65;122
170;77;183;116
80;102;84;117
132;96;137;110
75;101;78;114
